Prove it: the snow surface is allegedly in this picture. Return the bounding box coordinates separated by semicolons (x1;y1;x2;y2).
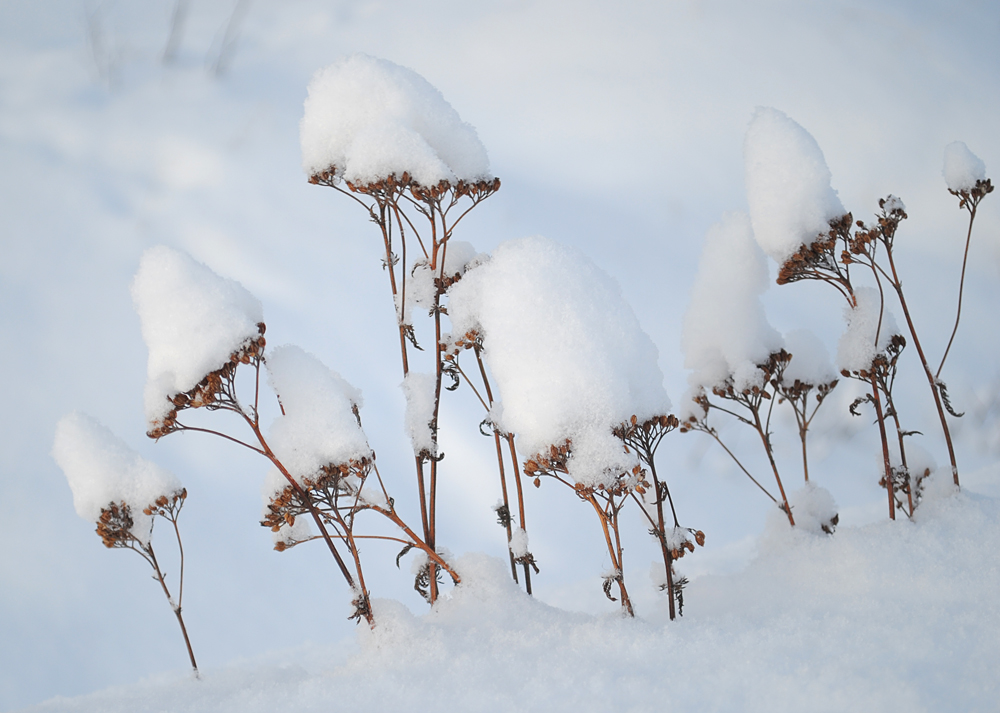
744;107;846;264
131;246;264;427
681;211;783;391
942;141;987;193
300;54;492;186
266;345;371;485
447;235;670;487
19;489;1000;713
837;287;901;373
52;413;183;546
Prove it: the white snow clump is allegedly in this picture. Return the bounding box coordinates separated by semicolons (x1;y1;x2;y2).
782;329;836;387
266;345;371;485
447;235;669;488
681;211;783;391
132;246;263;427
744;107;845;264
401;371;437;456
942;141;986;192
300;54;492;187
398;240;482;324
53;412;183;545
837;287;900;374
508;527;529;558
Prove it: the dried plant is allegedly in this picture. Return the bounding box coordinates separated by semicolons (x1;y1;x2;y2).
147;322;460;627
681;351;797;526
614;414;703;620
96;490;198;675
309;169;500;602
774;374;839;484
522;440;647;616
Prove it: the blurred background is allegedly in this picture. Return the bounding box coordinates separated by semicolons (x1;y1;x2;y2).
2;0;998;709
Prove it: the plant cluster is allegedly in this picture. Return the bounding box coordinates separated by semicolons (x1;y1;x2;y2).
54;59;991;675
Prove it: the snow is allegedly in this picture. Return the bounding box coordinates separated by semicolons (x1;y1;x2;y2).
300;54;492;187
837;287;901;374
131;246;264;427
52;413;183;546
19;490;1000;712
942;141;987;193
782;328;836;386
266;345;371;485
681;211;784;391
398;240;482;323
744;107;846;264
447;235;670;487
508;527;529;557
400;371;437;456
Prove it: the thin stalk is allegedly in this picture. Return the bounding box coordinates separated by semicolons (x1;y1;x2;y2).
869;374;896;520
937;204;978;377
506;434;532;594
146;543;198;674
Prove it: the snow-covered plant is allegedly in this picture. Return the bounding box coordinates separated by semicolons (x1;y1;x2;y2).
132;246;458;627
744;107;992;518
678;211;840;527
446;235;697;617
303;54;501;603
52;412;198;674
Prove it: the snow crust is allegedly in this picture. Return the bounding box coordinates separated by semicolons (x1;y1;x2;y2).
447;236;670;487
26;491;1000;713
744;107;845;264
682;211;783;391
266;345;370;485
837;287;900;373
52;413;182;545
300;54;492;186
131;246;264;427
942;141;987;192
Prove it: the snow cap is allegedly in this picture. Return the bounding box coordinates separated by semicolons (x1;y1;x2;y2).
266;345;371;485
53;412;183;545
942;141;986;193
448;235;669;488
301;54;492;187
837;287;901;373
131;246;264;427
682;211;784;391
744;107;845;264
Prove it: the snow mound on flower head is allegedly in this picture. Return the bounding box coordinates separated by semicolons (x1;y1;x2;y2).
744;107;845;264
266;345;370;485
943;141;987;192
447;235;669;488
131;246;264;427
52;412;182;545
300;54;492;187
681;211;783;391
837;286;900;373
782;329;836;386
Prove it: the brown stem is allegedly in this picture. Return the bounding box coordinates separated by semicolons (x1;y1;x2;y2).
937;204;977;378
494;430;519;582
506;434;532;594
750;408;794;526
883;250;960;486
146;543;198;674
869;374;896;520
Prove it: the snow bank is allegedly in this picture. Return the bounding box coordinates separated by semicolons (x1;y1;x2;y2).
681;211;783;391
837;287;900;373
266;345;370;485
447;236;670;487
52;413;183;545
131;246;264;427
744;107;845;264
300;54;492;186
25;491;1000;712
942;141;987;192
